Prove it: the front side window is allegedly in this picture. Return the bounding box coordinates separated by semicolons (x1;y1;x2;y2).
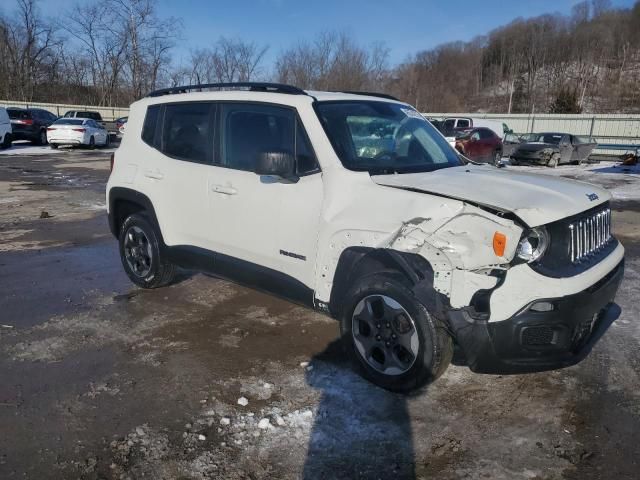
220;103;294;172
457;119;470;128
316;101;462;174
162;103;213;164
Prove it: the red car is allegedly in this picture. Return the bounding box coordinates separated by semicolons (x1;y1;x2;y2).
455;127;503;164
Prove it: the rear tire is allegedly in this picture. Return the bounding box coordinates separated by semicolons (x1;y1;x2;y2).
103;134;110;148
340;272;453;393
50;144;58;149
119;214;176;289
88;136;95;149
1;133;11;149
35;129;47;145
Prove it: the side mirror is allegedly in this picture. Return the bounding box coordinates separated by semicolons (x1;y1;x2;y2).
255;151;297;181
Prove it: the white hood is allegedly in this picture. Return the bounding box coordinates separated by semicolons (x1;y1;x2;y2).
372;165;610;227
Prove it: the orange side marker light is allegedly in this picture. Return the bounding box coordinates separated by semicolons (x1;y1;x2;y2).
493;232;507;257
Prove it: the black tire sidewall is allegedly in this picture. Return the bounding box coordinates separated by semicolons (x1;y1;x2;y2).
339;273;450;392
119;214;164;288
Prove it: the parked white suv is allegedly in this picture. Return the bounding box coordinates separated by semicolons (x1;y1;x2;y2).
107;83;624;392
0;106;12;148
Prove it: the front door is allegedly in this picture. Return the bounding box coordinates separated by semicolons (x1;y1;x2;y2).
207;102;323;289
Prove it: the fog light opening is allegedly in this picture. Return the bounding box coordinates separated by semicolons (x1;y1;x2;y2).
530;301;554;312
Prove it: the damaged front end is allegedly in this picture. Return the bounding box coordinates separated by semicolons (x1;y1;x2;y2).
384;203;523;309
376;201;624;375
512;145;558;165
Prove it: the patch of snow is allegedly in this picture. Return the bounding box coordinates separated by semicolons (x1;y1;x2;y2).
0;140;117;155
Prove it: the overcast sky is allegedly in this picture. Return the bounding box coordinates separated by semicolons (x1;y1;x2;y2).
4;0;637;67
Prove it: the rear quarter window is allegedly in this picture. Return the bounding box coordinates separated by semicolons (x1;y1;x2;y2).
141;105;161;147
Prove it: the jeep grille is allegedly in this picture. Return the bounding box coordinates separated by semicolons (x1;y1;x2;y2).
568;207;612;263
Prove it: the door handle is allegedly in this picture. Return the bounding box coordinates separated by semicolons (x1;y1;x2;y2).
144;170;164;180
211;184;237;195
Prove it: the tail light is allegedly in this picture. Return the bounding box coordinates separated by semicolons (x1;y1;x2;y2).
47;127;56;131
109;153;115;172
15;119;34;125
72;128;86;132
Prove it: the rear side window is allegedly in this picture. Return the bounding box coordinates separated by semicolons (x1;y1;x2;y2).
161;103;213;164
142;105;161;147
220;103;294;172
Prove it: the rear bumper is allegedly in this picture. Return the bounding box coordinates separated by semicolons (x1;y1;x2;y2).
448;259;624;374
49;138;83;145
11;127;39;141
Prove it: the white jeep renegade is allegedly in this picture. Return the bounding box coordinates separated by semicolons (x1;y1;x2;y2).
107;83;624;392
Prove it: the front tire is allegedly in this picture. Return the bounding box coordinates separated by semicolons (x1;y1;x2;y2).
1;133;11;149
493;149;502;165
340;272;453;392
119;214;176;289
50;144;58;149
88;136;95;149
547;154;559;168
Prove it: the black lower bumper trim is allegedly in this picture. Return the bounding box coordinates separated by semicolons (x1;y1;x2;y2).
448;259;624;374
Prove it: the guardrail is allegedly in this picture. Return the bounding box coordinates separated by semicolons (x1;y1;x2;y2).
0;100;129;122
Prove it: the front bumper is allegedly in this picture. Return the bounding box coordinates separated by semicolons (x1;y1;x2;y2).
448;259;624;374
510;154;549;165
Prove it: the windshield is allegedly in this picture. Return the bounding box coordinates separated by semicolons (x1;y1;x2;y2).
315;101;462;174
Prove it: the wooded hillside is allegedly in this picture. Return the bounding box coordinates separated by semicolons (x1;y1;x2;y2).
1;0;639;113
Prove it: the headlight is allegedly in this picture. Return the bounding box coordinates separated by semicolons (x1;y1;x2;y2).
516;227;549;262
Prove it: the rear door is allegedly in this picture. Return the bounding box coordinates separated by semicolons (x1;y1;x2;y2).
152;102;216;249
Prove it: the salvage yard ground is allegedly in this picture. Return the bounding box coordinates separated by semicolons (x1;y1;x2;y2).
0;151;639;479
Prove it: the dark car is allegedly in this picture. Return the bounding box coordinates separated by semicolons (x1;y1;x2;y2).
509;132;597;167
454;127;503;164
7;107;58;145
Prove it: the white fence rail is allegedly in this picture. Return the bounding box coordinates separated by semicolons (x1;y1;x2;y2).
424;113;640;155
0;100;129;121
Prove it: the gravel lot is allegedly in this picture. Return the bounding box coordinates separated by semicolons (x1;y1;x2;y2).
0;151;639;479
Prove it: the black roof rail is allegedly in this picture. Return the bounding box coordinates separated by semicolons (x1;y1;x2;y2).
145;82;306;98
338;90;400;101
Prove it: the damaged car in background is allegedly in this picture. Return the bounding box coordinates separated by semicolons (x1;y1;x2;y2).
107;83;624;393
508;132;597;167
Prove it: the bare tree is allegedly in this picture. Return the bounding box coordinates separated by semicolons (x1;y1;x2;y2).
0;0;60;101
